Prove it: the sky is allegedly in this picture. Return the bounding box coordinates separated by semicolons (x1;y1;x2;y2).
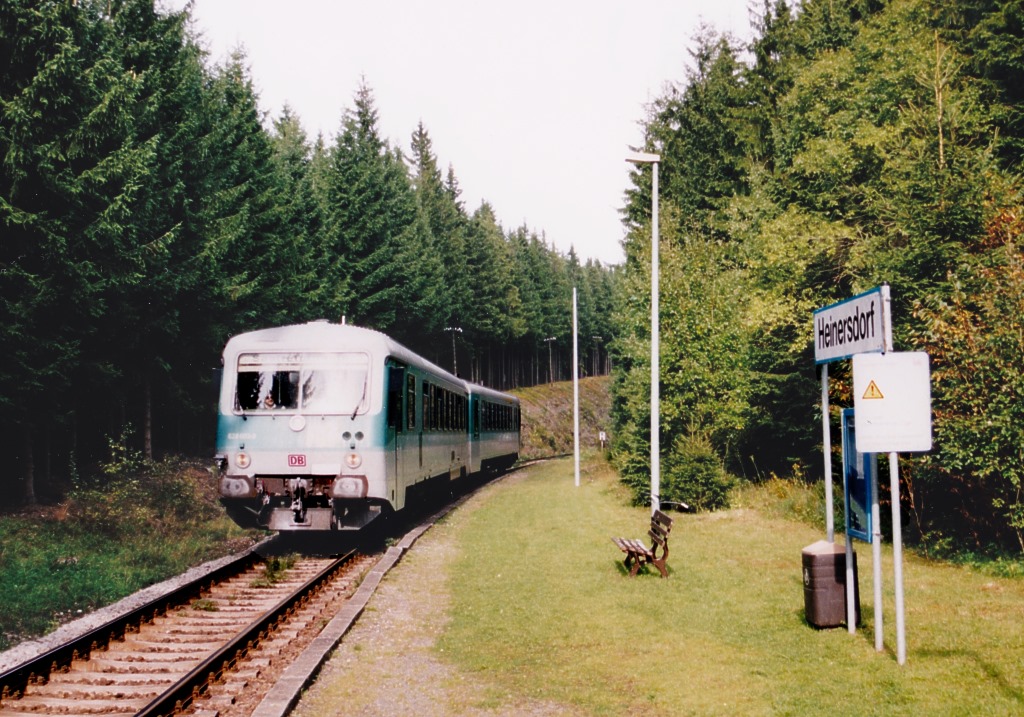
164;1;756;265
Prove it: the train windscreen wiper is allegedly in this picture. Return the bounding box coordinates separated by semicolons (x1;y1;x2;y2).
351;378;368;420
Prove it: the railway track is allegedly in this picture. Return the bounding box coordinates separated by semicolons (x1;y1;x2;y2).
0;463;526;717
0;549;377;717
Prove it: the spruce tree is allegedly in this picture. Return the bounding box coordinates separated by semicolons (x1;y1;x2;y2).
324;82;443;340
0;0;157;496
410;121;468;332
271;105;327;320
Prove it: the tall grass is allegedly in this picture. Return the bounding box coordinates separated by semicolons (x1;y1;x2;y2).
440;455;1024;716
0;458;256;651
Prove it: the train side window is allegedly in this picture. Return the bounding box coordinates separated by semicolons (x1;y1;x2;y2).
428;383;436;431
387;366;404;432
434;386;442;431
406;374;417;430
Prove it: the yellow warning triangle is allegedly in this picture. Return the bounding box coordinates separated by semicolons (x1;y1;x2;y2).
862;380;884;400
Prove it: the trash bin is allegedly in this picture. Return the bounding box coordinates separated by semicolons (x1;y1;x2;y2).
802;540;860;628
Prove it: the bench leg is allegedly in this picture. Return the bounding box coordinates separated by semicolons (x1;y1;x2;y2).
628;554;642;577
623;551;642;577
651;545;669;578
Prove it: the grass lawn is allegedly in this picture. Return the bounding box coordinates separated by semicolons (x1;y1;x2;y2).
439;456;1024;716
0;460;258;651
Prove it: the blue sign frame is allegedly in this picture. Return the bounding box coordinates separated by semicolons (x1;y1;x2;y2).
842;408;874;543
814;286;889;364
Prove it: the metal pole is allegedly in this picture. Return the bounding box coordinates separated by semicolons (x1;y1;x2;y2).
650;159;660;515
451;331;457;375
840;411;856;633
544;337;555;384
625;151;661;515
891;451;907;665
872;453;883;652
444;326;462;376
573;288;580;488
822;364;834;542
845;535;856;633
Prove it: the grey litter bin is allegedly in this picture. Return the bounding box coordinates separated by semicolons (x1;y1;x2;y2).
801;540;860;628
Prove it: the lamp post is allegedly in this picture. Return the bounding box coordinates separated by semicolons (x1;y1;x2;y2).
626;151;661;515
444;326;462;375
544;336;556;383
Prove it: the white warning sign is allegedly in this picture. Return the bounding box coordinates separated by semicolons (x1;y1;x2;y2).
852;352;932;453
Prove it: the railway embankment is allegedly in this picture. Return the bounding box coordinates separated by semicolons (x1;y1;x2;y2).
514;375;611;460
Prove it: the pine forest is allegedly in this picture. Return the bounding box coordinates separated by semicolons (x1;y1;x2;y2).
0;1;615;504
2;0;1023;556
615;0;1024;553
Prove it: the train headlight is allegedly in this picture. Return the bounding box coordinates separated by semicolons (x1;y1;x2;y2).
332;476;368;498
220;476;254;498
344;452;362;469
234;452;251;469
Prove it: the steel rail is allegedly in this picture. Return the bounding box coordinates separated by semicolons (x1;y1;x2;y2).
136;550;355;717
0;550;261;700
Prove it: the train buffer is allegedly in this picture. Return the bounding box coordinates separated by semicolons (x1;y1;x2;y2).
611;509;679;578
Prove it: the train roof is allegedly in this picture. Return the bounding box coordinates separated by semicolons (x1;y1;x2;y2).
222;321;517;403
466;382;520;405
225;321;396;355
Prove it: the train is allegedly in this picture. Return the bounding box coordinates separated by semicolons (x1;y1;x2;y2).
214;321;521;532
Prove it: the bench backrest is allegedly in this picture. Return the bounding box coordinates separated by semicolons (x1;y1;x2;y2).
649;509;673;547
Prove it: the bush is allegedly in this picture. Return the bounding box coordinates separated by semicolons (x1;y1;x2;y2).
0;453;253;651
66;427;221;538
909;236;1024;552
662;432;734;511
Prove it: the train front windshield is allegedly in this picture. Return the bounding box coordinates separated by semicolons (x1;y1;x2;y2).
234;352;369;414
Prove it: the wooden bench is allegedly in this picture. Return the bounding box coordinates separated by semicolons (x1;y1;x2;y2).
612;509;675;578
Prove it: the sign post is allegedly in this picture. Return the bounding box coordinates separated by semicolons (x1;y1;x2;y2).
852;350;932;665
813;286;895;650
841;409;874;635
813;285;890;543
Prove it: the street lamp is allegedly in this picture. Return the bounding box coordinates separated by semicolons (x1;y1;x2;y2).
444;326;462;375
626;150;661;515
543;336;557;383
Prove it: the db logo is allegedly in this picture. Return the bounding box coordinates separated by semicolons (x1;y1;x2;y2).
288;454;307;467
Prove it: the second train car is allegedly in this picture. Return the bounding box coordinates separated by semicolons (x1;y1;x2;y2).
214;321;520;532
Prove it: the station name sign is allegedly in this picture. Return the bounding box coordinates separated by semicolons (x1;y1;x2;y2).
813;286;890;364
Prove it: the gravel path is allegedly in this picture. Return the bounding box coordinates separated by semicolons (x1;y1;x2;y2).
290;487;588;717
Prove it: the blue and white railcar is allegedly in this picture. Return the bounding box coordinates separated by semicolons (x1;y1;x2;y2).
215;321;518;532
467;383;520;474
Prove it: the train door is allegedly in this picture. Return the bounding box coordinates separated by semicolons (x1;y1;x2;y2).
402;371;419;481
468;393;480;472
386;363;405;507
